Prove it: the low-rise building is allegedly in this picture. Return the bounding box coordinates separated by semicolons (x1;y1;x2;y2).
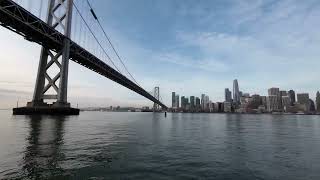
224;102;232;113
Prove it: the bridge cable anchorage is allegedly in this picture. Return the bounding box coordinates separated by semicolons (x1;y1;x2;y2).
72;1;123;74
86;0;142;87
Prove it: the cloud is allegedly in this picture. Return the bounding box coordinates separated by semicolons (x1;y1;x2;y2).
156;53;229;73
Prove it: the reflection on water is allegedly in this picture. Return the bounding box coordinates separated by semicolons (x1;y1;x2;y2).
1;111;320;179
22;115;68;179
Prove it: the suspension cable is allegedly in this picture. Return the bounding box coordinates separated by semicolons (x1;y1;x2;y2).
86;0;141;87
72;2;122;74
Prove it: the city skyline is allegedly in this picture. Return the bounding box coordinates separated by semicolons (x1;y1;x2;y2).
171;79;320;114
1;0;320;108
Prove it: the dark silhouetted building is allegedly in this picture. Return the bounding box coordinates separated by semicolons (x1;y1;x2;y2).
225;88;232;102
196;97;200;109
190;96;195;109
316;91;320;112
309;99;316;112
288;90;296;106
172;92;176;108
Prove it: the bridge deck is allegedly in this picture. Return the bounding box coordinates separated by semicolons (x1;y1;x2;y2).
0;0;167;109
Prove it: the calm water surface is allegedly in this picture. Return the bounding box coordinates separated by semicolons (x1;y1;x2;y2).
1;110;320;179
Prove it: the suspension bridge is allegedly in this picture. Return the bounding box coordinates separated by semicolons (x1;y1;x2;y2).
0;0;167;115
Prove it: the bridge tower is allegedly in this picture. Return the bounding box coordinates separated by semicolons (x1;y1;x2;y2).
153;87;160;111
14;0;79;115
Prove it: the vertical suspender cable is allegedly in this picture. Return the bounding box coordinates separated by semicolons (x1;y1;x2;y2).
72;2;123;74
86;0;141;87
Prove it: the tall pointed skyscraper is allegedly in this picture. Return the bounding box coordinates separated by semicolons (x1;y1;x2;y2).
233;79;240;104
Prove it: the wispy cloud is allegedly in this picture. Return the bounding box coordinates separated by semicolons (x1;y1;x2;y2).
156;53;229;73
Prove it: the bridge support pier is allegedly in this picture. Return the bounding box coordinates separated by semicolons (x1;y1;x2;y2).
13;0;79;115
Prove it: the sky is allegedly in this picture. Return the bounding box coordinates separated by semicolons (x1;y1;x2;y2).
1;0;320;108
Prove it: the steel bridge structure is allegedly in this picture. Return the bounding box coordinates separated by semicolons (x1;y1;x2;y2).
0;0;167;114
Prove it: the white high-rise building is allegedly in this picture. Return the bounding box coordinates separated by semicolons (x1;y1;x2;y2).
267;95;279;112
233;79;240;104
268;87;281;110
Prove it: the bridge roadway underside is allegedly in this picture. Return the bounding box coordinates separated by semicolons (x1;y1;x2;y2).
0;0;167;115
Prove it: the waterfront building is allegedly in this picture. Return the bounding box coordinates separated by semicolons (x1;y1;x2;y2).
209;101;214;112
176;95;180;108
217;102;224;112
224;102;232;112
316;91;320;112
233;79;240;104
285;104;306;113
196;97;200;109
268;87;280;96
190;96;195;109
251;94;261;109
258;105;266;113
297;93;309;105
225;88;232;102
309;99;316;112
297;93;309;112
172;92;176;108
268;87;281;110
267;95;279;112
240;96;247;105
204;95;210;110
243;93;250;98
201;94;205;110
239;91;243;98
280;90;288;97
181;96;186;110
288;90;296;106
282;96;291;111
261;96;267;108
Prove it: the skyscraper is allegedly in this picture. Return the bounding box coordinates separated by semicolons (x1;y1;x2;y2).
190;96;195;109
261;96;267;108
268;87;281;110
309;99;316;112
196;97;200;109
233;79;240;104
297;93;309;112
205;95;210;110
181;96;186;109
267;95;278;112
225;88;232;102
280;90;288;97
268;87;280;96
176;95;180;108
201;94;205;110
172;92;176;108
288;90;296;106
297;93;309;105
317;91;320;112
282;96;291;111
